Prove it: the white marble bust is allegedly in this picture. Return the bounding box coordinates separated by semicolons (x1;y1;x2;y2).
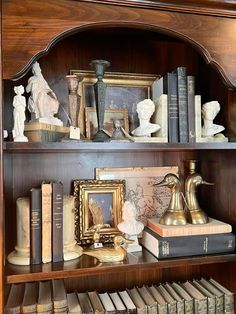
26;61;63;126
131;99;160;137
118;201;144;252
201;101;225;137
12;85;28;142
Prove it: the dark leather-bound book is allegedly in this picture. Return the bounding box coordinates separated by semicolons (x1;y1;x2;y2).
187;75;196;143
21;282;38;313
52;181;63;262
30;187;42;265
141;227;236;259
172;66;188;143
5;283;25;314
37;280;53;313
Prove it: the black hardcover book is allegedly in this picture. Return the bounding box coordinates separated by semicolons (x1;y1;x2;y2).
163;72;179;143
30;187;42;265
141;227;236;259
52;181;63;262
187;75;196;143
172;66;188;143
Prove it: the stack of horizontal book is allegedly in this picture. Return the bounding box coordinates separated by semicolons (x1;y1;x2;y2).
30;181;64;265
5;278;234;314
141;217;236;259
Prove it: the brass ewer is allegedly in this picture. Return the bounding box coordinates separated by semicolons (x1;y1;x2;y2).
154;173;187;226
185;160;214;224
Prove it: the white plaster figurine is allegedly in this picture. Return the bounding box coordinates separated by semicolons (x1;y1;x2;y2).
12;85;28;142
26;61;63;126
131;99;160;137
201;101;225;137
117;201;144;253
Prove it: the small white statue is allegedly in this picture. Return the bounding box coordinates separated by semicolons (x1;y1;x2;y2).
117;201;144;252
26;61;63;126
131;99;160;137
201;101;225;137
12;85;28;142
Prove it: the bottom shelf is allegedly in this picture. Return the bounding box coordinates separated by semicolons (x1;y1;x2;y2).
6;249;236;284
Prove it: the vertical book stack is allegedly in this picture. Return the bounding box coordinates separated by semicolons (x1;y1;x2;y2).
30;181;63;265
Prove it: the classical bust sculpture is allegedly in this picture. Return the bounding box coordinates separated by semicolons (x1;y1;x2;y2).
117;201;144;252
201;101;225;137
131;99;160;137
26;61;63;126
12;85;28;142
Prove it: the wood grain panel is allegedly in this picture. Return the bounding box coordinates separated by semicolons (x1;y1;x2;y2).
2;0;236;88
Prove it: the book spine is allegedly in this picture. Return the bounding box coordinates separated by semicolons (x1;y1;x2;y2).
187;76;196;143
52;182;63;262
174;67;188;143
195;95;202;140
30;188;42;265
141;228;236;259
42;182;52;263
163;73;179;143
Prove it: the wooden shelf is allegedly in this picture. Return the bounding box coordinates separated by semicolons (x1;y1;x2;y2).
6;249;236;284
4;141;236;153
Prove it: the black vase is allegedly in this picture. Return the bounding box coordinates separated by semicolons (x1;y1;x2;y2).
90;59;111;142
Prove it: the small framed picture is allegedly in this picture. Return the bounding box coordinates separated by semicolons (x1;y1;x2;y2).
85;107;129;139
74;179;125;244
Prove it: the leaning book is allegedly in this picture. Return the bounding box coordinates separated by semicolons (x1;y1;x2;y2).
141;227;235;259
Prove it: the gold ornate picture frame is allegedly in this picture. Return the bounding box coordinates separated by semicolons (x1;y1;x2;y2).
74;179;125;244
70;70;158;134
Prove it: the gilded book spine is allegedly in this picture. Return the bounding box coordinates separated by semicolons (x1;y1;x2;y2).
30;188;42;265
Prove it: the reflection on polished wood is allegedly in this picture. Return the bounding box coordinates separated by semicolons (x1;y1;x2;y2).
6;248;236;284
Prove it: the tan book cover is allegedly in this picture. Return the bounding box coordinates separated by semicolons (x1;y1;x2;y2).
37;281;53;313
171;282;193;314
147;217;232;237
5;283;25;314
41;181;52;264
98;292;116;314
137;286;157;314
155;284;177;314
148;285;168;314
118;290;136;314
191;280;216;314
67;292;82;314
21;282;38;314
181;281;207;314
52;279;67;310
127;287;147;314
209;278;234;314
164;283;184;314
88;291;105;314
109;292;126;314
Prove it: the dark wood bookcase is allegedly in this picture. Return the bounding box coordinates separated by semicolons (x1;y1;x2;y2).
2;0;236;311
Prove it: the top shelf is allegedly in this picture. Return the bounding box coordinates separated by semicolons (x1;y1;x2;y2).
4;141;236;153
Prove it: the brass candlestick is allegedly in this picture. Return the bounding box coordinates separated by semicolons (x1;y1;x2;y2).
90;59;111;142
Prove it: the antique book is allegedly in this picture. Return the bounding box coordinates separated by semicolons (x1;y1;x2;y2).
151;94;168;142
5;283;25;314
163;283;184;314
127;287;147;314
52;279;67;311
77;292;94;314
141;227;235;259
191;280;216;314
195;95;202;140
155;284;177;314
181;281;207;314
171;282;194;314
147;217;232;237
30;187;42;265
67;292;82;314
137;285;157;314
109;292;126;314
198;278;224;313
187;75;196;143
52;181;63;262
209;278;234;314
119;290;137;314
148;285;168;314
37;281;53;313
172;66;188;143
98;292;116;314
41;181;52;264
21;282;38;313
88;291;105;314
